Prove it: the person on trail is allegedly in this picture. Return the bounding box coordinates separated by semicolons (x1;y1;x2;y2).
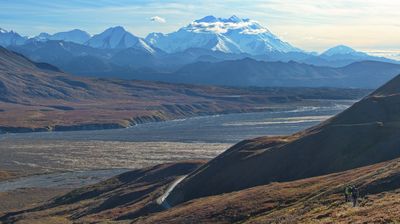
344;186;352;202
351;186;359;207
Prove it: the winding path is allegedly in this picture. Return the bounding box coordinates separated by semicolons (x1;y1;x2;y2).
157;175;187;209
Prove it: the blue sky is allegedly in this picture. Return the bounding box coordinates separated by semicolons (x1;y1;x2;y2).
1;0;400;55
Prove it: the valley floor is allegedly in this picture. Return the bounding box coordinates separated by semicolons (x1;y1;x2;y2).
0;141;228;217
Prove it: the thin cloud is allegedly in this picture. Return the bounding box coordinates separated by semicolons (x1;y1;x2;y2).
150;16;166;23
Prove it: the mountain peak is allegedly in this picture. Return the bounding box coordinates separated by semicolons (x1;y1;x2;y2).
70;28;86;32
107;26;126;32
227;15;242;23
147;16;299;54
187;15;270;35
86;26;155;53
194;15;218;23
322;45;358;56
34;32;51;41
31;29;91;44
195;15;247;24
38;32;50;36
67;29;91;35
0;29;27;46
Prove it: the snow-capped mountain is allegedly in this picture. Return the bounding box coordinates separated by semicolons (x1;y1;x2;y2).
308;44;400;66
33;32;51;42
321;45;368;57
35;29;91;44
0;28;27;46
85;26;155;53
146;15;300;55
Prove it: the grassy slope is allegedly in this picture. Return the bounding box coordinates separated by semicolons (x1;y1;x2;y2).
3;159;400;223
137;158;400;224
0;162;203;224
0;188;70;218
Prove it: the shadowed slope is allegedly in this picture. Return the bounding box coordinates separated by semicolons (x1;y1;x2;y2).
165;74;400;206
137;158;400;224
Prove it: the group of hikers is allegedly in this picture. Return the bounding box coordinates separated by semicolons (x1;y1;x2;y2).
344;185;359;207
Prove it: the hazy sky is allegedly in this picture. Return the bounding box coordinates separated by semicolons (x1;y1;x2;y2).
1;0;400;55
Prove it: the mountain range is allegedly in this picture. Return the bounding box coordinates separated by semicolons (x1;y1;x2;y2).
0;28;26;46
1;46;367;133
1;15;400;89
146;59;400;88
33;29;91;44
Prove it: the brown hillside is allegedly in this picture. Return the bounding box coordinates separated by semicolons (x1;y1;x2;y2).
0;162;203;223
165;74;400;206
3;159;400;223
137;158;400;224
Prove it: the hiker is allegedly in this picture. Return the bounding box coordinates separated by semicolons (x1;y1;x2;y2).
344;186;352;202
351;186;359;207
